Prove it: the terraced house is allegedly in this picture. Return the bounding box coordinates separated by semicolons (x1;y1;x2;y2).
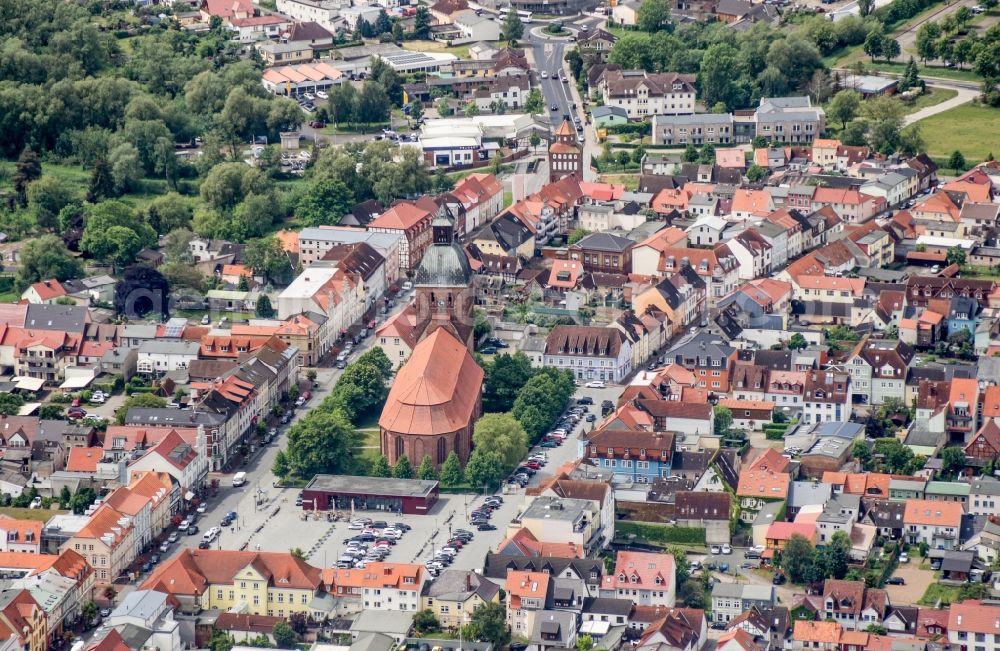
543;326;633;383
846;339;914;406
585;429;674;482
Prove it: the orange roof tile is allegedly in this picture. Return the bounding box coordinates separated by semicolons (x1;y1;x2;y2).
766;521;815;543
505;570;551;608
66;447;105;473
378;329;484;436
141;549;321;596
903;499;963;527
793;620;842;644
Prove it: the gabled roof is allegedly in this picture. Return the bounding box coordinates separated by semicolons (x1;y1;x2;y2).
141;549;322;596
603;550;674;591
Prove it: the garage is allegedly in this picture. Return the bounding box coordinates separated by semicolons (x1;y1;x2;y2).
300;475;440;515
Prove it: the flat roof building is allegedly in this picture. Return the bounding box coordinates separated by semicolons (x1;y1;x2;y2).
300;475;440;515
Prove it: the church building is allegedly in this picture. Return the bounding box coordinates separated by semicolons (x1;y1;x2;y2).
378;210;484;469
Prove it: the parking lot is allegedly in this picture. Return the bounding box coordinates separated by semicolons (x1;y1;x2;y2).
244;381;626;574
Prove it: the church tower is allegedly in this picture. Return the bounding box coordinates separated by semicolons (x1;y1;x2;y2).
412;207;476;349
548;119;583;182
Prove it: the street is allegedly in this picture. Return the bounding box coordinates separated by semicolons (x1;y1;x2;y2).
526;17;603;182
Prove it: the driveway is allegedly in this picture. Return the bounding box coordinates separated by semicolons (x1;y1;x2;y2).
884;561;937;605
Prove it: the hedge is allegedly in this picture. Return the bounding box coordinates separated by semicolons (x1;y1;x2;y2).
617;521;706;546
765;430;787;440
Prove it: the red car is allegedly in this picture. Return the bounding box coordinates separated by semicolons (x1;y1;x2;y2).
523;461;541;470
309;120;326;128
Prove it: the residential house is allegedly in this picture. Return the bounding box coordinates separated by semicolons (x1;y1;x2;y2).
903;499;962;550
675;492;731;545
324;563;427;613
668;333;738;393
736;450;791;523
61;504;135;585
712;584;776;624
543;326;633;383
367;199;436;272
727;229;773;280
845;339;913;405
421;570;501;629
596;70;696;120
822;580;888;631
946;600;1000;651
584;429;674;484
506;571;551;637
599;550;676;607
802;371;851;425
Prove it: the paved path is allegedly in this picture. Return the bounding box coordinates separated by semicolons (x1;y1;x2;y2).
904;84;979;125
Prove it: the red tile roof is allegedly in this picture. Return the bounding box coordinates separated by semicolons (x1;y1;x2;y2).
66;447;105;473
603;550;675;591
141;549;322;596
379;328;484;436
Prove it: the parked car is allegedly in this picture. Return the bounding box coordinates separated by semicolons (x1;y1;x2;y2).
585;380;605;388
899;552;909;564
722;544;732;555
772;572;786;585
886;576;905;585
477;523;497;531
577;396;593;405
309;120;326;128
159;541;172;553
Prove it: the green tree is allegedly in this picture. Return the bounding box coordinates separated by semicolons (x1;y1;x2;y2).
81;601;98;624
788;333;808;350
210;630;234;651
27;176;74;231
948;150;967;172
81;201;156;264
356;348;394;379
852;440;872;467
69;487;97;515
524;88;544;114
16;235;82;288
297;179;353;226
331;360;388;422
0;393;26;416
782;534;815;583
39;405;65;420
273;621;297;648
946;246;967;266
746;164;767;183
285;405;362;476
882;37;901;61
272;449;291;479
115;393;167;425
861;96;905;153
473;413;528;472
440;451;464;486
418;455;439;480
255;294;275;318
683;144;700;162
244;236;290;284
751;135;769;149
823;530;851;579
940;446;967;476
371;454;391;478
413;609;441;634
638;0;671;32
714;405;733;436
678;579;707;608
414;5;432;38
145;193;193;235
828;89;862;129
577;635;595;651
899;57;921;91
503;11;524;43
464;448;504;489
568;228;591;246
12;147;42;203
393;455;414;479
915;22;941;62
466;602;510;649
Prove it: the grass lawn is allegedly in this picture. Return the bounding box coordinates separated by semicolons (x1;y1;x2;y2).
402;39;476;59
319;122;390;135
908;103;1000;163
0;160;178;211
599;173;640;190
917;582;962;606
503;190;513;208
176;310;255;323
0;507;67;522
958;264;1000;279
860;60;983;83
902;87;958;114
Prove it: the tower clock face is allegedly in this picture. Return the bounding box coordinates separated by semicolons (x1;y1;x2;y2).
438;300;446;308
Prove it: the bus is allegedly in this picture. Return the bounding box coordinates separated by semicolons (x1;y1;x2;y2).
498;7;532;21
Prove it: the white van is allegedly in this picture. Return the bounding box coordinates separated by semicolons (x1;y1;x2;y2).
202;527;220;544
232;472;247;487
